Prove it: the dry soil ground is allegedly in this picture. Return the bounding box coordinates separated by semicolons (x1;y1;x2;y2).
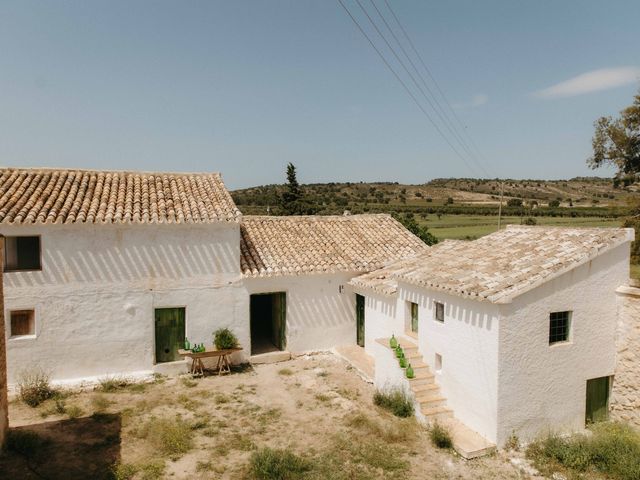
1;353;530;479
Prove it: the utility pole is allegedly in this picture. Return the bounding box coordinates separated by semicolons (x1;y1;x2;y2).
497;181;504;230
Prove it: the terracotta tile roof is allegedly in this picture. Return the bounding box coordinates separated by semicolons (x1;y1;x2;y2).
0;167;241;224
349;240;464;296
351;226;634;304
241;214;430;277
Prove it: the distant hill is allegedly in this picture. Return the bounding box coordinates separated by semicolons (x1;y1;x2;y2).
231;177;637;216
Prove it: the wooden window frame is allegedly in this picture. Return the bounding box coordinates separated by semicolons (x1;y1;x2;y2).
434;301;445;323
549;311;571;345
4;235;42;272
10;309;36;338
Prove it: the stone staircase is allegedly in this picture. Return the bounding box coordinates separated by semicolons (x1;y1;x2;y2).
378;335;496;459
394;337;454;423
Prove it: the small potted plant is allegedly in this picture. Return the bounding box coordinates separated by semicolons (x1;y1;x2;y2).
399;357;407;368
213;328;239;350
395;346;403;358
389;334;398;349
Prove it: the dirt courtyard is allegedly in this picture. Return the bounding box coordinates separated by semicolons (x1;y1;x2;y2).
1;353;529;479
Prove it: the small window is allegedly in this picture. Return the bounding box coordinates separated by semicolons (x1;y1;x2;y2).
549;311;571;345
410;302;419;333
434;302;445;322
435;353;442;373
5;236;41;271
10;310;35;337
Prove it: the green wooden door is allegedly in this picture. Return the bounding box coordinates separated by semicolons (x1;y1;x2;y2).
586;376;610;424
271;292;287;351
410;302;419;333
155;307;185;363
356;294;365;347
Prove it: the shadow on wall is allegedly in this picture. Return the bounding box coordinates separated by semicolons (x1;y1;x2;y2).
289;291;354;330
404;289;494;332
372;296;397;318
5;226;239;289
449;302;493;331
0;413;121;480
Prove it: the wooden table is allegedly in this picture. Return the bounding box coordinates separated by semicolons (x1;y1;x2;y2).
178;347;242;376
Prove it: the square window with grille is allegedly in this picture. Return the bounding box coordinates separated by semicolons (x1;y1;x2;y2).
434;302;445;322
10;310;35;337
549;311;571;345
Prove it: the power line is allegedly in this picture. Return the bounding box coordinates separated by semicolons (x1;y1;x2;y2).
367;0;489;177
382;0;497;178
337;0;482;177
353;0;484;176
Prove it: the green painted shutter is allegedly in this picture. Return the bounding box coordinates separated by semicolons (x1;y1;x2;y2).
411;303;419;333
155;308;186;363
586;376;610;424
271;293;287;351
356;294;365;347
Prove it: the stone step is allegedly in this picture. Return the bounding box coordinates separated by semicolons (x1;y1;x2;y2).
408;360;428;369
408;372;435;386
415;390;444;402
399;344;418;353
419;395;447;408
411;383;440;394
422;406;453;421
250;351;292;364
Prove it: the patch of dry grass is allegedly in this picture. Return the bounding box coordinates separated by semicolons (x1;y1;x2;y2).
136;416;194;460
345;411;419;444
91;394;114;413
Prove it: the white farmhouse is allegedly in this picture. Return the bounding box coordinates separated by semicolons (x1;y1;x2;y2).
0;167;426;383
350;226;635;448
240;215;427;356
0;168;247;382
1;167;635;454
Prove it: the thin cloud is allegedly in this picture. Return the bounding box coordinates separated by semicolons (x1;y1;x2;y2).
453;94;488;109
534;67;640;98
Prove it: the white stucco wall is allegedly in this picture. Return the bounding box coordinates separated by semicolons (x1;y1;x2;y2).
496;243;630;446
359;292;403;356
2;222;248;384
399;283;501;443
243;272;357;353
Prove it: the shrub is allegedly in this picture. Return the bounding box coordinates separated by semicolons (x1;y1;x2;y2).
429;422;453;449
278;368;293;376
111;462;137;480
505;431;520;451
527;422;640;480
249;447;312;480
96;375;132;393
213;328;239;350
373;389;414;418
66;404;84;419
17;367;56;407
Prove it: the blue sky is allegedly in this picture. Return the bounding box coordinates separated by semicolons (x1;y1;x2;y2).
1;1;638;189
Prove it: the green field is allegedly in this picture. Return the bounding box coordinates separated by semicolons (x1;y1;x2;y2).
419;214;623;241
